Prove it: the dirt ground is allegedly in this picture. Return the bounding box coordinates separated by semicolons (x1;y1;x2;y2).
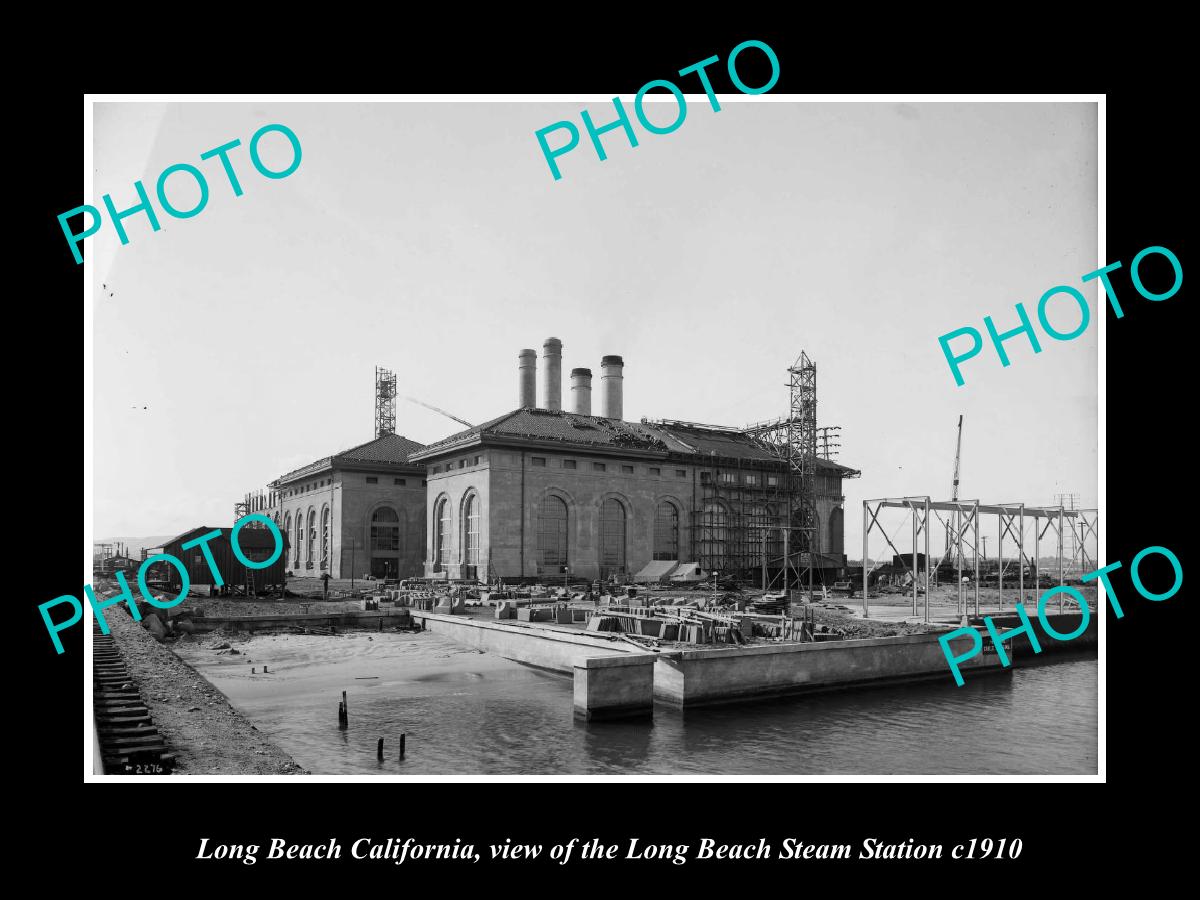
102;612;307;775
854;582;1098;622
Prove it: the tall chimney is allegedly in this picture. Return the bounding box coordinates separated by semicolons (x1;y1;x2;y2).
541;337;563;411
600;355;624;419
518;349;536;408
570;368;592;416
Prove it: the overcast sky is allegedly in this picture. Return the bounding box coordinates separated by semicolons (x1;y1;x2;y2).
91;99;1097;557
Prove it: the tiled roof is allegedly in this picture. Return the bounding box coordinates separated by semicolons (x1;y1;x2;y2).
336;433;426;466
412;408;689;458
274;433;427;484
411;408;857;473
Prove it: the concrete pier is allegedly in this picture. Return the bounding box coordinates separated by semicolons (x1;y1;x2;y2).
651;631;1005;706
416;612;1008;710
414;612;637;672
573;654;656;721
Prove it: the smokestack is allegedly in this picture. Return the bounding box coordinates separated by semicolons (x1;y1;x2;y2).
600;355;624;420
541;337;563;411
518;349;536;408
570;368;592;416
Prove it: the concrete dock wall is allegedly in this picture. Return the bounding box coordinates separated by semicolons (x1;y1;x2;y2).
652;631;1005;706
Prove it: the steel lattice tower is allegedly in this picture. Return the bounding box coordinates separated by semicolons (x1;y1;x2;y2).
788;353;818;562
375;366;397;438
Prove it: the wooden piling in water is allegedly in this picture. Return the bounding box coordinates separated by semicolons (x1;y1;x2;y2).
377;738;384;759
399;733;406;758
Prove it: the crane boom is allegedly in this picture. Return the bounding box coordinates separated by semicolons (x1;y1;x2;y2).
401;395;474;429
939;415;965;571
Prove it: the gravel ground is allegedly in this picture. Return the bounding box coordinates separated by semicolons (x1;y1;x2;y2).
102;612;308;775
176;598;366;617
804;605;933;638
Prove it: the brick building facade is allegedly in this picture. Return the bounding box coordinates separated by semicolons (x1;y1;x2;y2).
409;407;856;582
269;433;427;580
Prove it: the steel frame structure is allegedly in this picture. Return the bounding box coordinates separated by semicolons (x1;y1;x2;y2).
862;497;1098;622
375;365;397;439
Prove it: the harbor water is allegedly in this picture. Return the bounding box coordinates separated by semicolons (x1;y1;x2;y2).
177;631;1097;775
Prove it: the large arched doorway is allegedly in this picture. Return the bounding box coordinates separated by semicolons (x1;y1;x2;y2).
370;506;401;580
599;498;627;580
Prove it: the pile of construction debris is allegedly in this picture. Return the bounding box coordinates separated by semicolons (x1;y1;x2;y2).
582;601;848;649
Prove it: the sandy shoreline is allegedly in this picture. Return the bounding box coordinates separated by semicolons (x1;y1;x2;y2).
173;629;567;774
101;612;307;775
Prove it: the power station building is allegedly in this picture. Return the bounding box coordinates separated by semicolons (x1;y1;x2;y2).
268;433;428;580
243;338;856;585
408;339;857;583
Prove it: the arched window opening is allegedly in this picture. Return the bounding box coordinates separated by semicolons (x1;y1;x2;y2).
284;513;293;568
433;498;450;573
536;495;568;574
463;494;481;578
320;507;330;571
293;513;302;569
306;510;316;569
653;502;679;561
599;498;627;580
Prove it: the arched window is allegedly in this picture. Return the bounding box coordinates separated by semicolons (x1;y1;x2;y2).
306;509;316;569
294;513;302;568
433;498;450;572
320;506;330;570
600;498;627;579
371;506;400;580
463;494;481;576
536;495;568;573
653;502;679;561
284;512;293;567
702;501;728;570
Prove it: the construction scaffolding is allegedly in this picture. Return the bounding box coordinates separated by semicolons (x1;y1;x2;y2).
655;353;854;592
375;365;397;439
681;447;794;585
236;487;277;524
863;497;1099;622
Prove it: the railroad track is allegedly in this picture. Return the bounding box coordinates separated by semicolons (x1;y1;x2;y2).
93;622;175;774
